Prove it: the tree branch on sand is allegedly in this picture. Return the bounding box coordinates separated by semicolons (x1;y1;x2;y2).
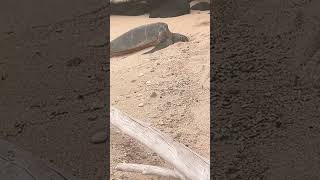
116;163;186;179
110;106;210;180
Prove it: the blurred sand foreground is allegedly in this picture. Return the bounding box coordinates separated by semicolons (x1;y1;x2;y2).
110;11;210;179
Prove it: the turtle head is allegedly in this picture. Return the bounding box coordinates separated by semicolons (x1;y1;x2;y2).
172;33;189;43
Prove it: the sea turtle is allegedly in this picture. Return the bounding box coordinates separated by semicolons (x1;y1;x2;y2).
110;22;189;57
0;139;79;180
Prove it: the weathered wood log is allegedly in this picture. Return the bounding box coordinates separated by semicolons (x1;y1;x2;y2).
110;106;210;180
116;163;185;179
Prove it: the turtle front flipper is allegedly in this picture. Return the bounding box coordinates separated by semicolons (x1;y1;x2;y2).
143;39;173;55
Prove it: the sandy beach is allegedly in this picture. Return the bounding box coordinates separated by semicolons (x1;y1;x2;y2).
110;11;210;179
3;0;320;179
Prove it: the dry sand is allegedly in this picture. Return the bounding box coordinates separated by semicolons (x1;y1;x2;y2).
110;11;210;179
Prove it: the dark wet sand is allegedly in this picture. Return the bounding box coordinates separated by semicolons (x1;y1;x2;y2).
212;1;320;179
0;1;108;179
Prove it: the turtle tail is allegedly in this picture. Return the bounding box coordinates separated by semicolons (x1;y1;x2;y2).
172;33;189;43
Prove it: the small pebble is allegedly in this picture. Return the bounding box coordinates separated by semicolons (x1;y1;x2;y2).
1;72;7;80
175;132;182;139
5;31;14;35
34;50;41;56
138;103;144;107
150;92;157;98
146;81;151;85
77;95;84;100
57;96;65;100
150;114;158;118
101;64;108;71
88;115;98;121
55;28;63;33
275;121;282;128
90;131;107;144
138;73;144;77
66;57;83;67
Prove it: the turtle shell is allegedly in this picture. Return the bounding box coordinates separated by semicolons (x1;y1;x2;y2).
110;22;170;56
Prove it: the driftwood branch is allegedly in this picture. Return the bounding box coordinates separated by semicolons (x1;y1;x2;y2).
116;163;185;179
110;106;210;180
